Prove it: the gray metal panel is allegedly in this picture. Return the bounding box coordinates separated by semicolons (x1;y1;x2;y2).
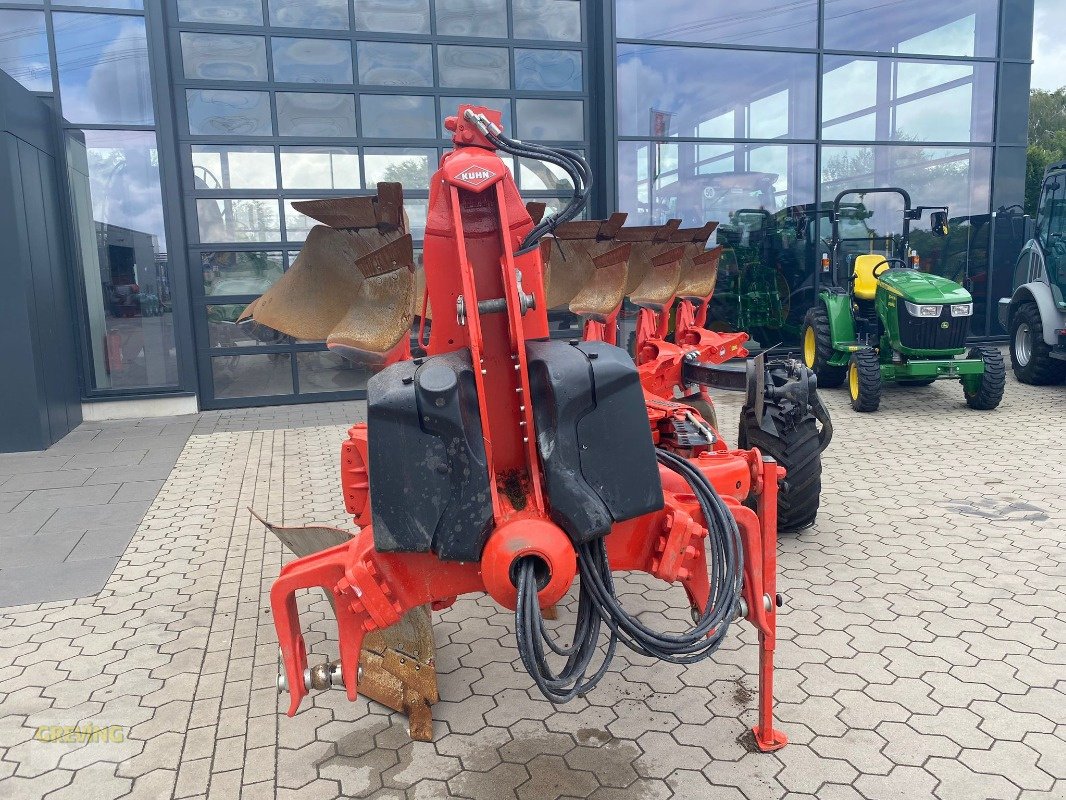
996;61;1031;146
34;145;83;439
0;131;47;451
992;146;1028;210
1000;0;1035;60
0;71;82;452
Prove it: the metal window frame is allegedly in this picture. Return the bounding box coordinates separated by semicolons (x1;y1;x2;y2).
164;0;593;409
609;0;1028;346
8;0;200;400
1;0;1029;408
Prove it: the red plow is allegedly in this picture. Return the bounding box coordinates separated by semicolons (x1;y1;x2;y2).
242;106;833;752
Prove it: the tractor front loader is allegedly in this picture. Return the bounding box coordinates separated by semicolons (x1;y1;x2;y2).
243;106;811;754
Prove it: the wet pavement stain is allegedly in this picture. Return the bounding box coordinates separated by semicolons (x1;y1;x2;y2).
942;497;1049;522
576;728;612;746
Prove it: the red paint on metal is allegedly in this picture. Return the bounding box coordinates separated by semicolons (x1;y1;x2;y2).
340;424;371;524
269;104;787;752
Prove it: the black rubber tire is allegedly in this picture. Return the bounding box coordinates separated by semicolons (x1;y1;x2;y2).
897;378;937;387
964;346;1006;410
848;350;882;412
738;406;822;533
802;305;847;388
738;368;827;534
1010;302;1066;385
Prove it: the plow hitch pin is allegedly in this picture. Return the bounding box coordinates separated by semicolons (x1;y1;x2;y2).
277;651;354;695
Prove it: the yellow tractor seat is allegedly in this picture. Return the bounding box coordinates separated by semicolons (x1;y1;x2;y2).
852;254;887;301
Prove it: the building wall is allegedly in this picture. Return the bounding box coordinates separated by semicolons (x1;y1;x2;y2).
0;0;1035;412
0;71;82;451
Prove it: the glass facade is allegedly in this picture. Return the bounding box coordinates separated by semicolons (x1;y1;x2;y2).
0;0;1032;407
170;0;589;405
614;1;1007;347
25;2;181;393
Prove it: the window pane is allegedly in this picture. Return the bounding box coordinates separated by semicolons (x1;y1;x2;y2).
513;0;581;41
618;140;816;346
186;89;272;136
363;148;435;190
66;131;178;391
207;306;292;347
517;98;583;140
181;33;268;82
821;145;991;224
515;49;581;91
616;44;815;140
439;97;512;135
406;199;428;238
822;57;995;142
360;95;436;139
191;146;276;190
212;353;293;399
284;198;319;242
280;147;360;189
435;0;506;37
178;0;263;25
821;145;992;323
519;153;581;190
53;13;152;125
438;45;509;89
354;0;430;34
61;0;141;8
297;351;367;393
358;42;433;87
615;0;817;48
0;10;50;92
269;0;349;30
272;37;353;84
276;92;357;137
201;251;284;296
823;0;999;57
197;198;282;243
617;141;815;225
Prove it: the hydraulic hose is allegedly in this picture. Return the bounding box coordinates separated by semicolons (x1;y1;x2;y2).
514;448;744;702
464;109;592;254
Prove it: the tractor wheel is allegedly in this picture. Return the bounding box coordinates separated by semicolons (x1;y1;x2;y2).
964;346;1006;410
802;306;846;388
898;378;936;387
1010;302;1066;385
847;350;882;412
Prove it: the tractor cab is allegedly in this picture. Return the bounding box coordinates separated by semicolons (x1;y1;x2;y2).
801;187;1004;413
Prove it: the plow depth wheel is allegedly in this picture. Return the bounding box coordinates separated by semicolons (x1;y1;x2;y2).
738;359;828;533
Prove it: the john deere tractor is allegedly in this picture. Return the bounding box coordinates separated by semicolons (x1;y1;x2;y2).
802;188;1004;412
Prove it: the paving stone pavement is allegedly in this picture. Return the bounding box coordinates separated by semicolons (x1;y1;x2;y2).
0;403;365;608
0;371;1064;799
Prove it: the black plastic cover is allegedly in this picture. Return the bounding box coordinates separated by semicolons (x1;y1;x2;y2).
366;349;493;562
526;340;663;543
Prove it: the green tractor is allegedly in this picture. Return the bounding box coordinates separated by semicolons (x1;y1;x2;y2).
801;188;1005;412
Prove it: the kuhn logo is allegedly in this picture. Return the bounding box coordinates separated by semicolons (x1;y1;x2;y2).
455;165;496;187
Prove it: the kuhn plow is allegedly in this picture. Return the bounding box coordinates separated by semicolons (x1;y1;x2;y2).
242;106;832;750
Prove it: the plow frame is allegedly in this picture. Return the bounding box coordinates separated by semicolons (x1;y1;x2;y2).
264;104;791;754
